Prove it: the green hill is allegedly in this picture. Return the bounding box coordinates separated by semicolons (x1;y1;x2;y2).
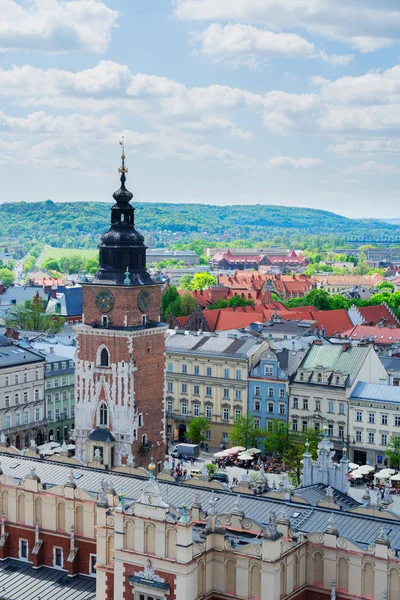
1;200;399;251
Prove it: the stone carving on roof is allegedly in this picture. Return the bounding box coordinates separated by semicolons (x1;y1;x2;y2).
134;559;166;584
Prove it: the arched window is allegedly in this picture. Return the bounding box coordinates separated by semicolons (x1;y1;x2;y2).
99;403;108;426
313;553;323;586
363;563;375;598
100;348;109;367
390;568;400;600
1;491;8;519
250;565;261;599
197;561;205;596
17;494;25;523
338;557;349;592
34;498;42;526
57;502;65;531
125;520;135;549
166;528;177;559
75;505;84;535
145;524;156;554
225;559;236;595
293;556;300;590
106;534;114;565
280;563;287;597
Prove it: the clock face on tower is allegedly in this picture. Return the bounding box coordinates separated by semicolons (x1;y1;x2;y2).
138;289;151;313
95;289;115;313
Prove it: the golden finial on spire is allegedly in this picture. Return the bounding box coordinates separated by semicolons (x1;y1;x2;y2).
118;136;128;175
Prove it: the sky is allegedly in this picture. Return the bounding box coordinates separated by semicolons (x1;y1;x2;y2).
2;1;400;218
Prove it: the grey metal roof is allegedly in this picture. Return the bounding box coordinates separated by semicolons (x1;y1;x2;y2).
166;332;263;358
0;343;45;369
300;344;371;384
293;483;360;510
1;454;400;552
0;559;95;600
381;356;400;374
351;382;400;403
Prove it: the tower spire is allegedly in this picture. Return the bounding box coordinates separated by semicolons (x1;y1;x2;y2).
119;137;128;185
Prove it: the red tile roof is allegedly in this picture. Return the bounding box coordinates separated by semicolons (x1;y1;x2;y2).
340;325;400;345
310;309;353;337
357;304;399;327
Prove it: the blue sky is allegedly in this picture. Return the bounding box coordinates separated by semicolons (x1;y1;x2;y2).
1;1;400;217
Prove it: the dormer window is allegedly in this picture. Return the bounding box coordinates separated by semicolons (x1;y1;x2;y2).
336;376;340;385
317;373;322;383
300;372;304;381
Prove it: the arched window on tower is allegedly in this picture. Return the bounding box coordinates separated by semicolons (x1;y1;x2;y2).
99;403;108;427
100;348;109;367
106;251;113;267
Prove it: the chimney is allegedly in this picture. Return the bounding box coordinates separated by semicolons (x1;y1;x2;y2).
51;287;57;299
5;327;19;340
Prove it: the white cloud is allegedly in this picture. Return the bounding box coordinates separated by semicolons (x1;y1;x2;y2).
0;0;118;53
173;0;400;52
328;139;400;155
191;23;352;67
345;161;399;174
267;156;324;169
0;111;119;134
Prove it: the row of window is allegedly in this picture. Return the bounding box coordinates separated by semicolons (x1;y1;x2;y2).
46;361;74;372
19;539;96;574
355;431;394;446
253;399;286;415
47;407;75;421
167;362;243;379
4;408;41;429
4;389;41;407
45;376;74;389
298;372;342;385
254;386;286;399
46;391;74;404
3;371;40;386
293;398;345;414
167;381;242;400
292;419;345;437
355;411;400;426
166;399;242;421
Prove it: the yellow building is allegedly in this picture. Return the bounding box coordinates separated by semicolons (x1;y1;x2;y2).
165;331;269;447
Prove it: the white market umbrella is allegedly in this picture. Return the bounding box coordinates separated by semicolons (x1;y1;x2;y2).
358;465;374;474
348;462;358;471
40;448;55;455
247;448;261;454
238;453;254;461
350;470;364;479
390;473;400;481
229;446;246;453
375;469;395;479
66;444;75;450
213;451;225;458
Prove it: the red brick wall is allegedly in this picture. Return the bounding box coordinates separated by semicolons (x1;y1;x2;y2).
131;332;165;466
105;571;114;600
4;524;95;573
123;563;176;600
82;284;162;327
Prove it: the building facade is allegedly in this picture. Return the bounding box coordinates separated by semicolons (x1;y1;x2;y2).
248;350;289;432
349;382;400;466
0;336;46;449
0;452;399;600
73;147;167;469
44;351;75;443
288;343;389;457
165;331;268;446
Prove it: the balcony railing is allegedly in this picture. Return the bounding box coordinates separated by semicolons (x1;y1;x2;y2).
4;418;48;434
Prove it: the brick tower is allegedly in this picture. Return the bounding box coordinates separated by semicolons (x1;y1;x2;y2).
73;142;166;468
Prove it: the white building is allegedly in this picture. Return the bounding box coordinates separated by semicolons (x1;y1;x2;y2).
349;382;400;466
